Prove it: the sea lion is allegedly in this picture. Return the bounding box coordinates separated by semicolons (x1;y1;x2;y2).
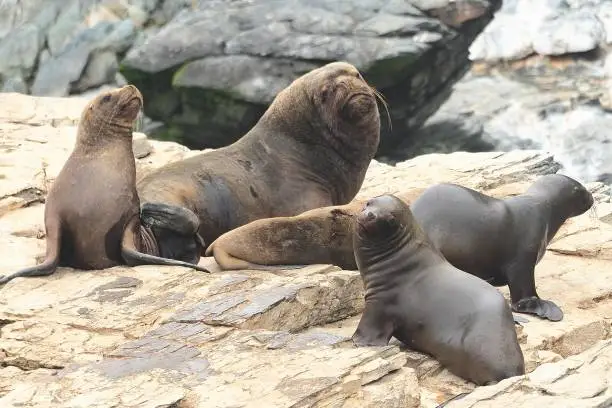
136;61;381;257
410;174;594;322
352;195;525;386
204;189;425;271
205;200;365;271
0;85;209;285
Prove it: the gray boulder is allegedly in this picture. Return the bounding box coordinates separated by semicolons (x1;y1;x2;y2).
31;20;136;97
121;0;502;151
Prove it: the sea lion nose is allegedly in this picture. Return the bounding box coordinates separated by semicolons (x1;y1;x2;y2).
365;211;375;221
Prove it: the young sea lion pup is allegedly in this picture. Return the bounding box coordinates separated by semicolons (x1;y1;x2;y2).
352;195;525;386
410;174;594;322
204;190;425;271
205;201;365;270
136;61;382;255
0;85;209;285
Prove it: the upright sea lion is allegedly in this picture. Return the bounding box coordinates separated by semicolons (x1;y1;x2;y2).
0;85;209;285
136;61;381;256
352;195;525;386
410;174;594;322
204;189;425;271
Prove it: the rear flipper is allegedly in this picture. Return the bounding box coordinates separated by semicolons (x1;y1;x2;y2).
0;216;62;285
121;218;211;273
206;243;307;271
140;202;206;263
352;302;395;347
512;297;563;322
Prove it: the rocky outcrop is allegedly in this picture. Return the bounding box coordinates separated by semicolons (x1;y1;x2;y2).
470;0;612;62
0;0;192;95
381;0;612;186
1;93;612;407
119;0;502;151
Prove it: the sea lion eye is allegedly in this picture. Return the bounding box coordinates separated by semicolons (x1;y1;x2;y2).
101;95;112;103
320;85;329;101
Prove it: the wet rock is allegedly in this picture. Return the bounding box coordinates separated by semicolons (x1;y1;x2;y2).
120;0;502;151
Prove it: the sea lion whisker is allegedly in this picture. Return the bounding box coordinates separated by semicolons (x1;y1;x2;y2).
371;87;392;131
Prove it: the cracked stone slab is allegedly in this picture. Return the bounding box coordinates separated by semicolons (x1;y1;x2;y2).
445;339;612;408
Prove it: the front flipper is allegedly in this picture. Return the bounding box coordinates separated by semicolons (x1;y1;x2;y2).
121;218;211;273
141;202;205;264
512;297;563;322
140;202;201;235
505;257;563;322
0;215;62;285
352;303;394;347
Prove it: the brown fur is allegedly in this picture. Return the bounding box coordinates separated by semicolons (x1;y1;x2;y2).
137;62;382;256
0;85;208;285
205;189;426;271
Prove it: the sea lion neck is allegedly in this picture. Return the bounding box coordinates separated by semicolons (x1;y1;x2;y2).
355;219;439;300
75;119;134;155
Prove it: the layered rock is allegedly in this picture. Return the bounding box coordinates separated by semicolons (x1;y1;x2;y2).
119;0;502;151
1;93;612;407
409;0;612;185
0;0;190;95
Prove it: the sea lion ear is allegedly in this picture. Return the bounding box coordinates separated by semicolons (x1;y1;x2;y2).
140;202;200;235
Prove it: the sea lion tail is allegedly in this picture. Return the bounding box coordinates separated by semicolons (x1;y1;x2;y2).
0;258;60;285
121;245;211;273
0;218;62;285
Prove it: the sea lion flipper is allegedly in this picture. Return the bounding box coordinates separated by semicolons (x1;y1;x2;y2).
512;297;563;322
121;245;211;273
121;220;211;273
141;202;201;235
351;303;394;347
0;216;62;285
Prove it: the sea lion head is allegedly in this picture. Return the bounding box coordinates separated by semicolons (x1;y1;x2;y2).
356;194;411;240
267;61;381;155
306;61;380;130
78;84;144;142
528;174;594;217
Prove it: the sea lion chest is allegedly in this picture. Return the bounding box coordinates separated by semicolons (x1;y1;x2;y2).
50;151;138;269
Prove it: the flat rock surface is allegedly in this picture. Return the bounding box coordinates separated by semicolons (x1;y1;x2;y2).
1;94;612;407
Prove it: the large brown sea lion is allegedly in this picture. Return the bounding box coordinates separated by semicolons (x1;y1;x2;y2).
136;61;382;260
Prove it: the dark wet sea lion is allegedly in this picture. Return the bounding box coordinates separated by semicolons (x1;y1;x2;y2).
136;61;381;257
352;195;525;386
410;174;594;322
0;85;209;285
